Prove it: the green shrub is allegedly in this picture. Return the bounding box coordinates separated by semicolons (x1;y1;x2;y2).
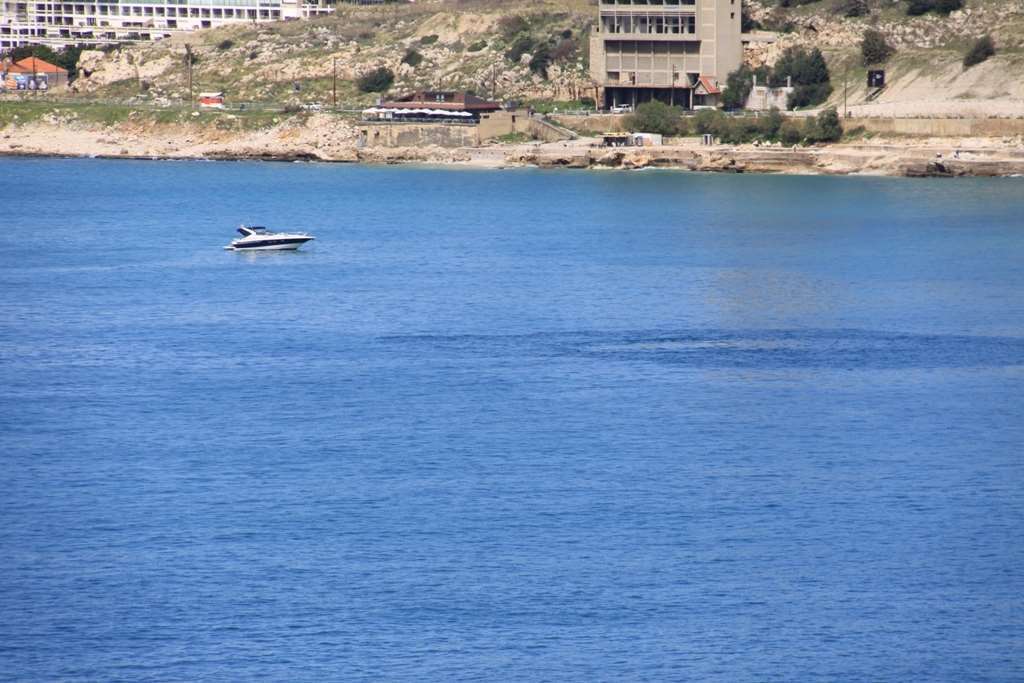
498;15;530;40
761;108;784;139
694;109;727;136
741;7;763;31
625;101;686;136
505;35;535;63
356;66;394;93
528;46;553;79
861;29;894;66
550;37;578;62
401;49;423;68
217;39;234;51
779;119;805;145
806;108;843;142
788;83;832;109
467;40;487;52
907;0;962;15
835;0;869;17
419;34;438;46
963;35;995;68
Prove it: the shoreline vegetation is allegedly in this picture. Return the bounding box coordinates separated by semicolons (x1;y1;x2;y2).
2;102;1023;177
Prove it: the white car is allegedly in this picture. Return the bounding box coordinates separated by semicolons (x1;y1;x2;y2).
610;104;633;114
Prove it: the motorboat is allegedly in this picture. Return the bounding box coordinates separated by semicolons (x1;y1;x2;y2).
224;225;315;251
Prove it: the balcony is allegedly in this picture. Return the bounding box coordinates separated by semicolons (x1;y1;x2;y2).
598;0;696;11
599;14;698;41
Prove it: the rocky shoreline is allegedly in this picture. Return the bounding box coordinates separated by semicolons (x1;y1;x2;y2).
3;116;1024;177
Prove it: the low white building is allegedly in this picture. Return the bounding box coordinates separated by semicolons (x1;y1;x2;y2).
0;0;334;50
745;75;793;112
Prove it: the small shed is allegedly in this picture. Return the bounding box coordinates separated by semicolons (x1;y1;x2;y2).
693;75;722;108
199;92;225;109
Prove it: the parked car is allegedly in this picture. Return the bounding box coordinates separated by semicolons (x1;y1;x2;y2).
610;104;633;114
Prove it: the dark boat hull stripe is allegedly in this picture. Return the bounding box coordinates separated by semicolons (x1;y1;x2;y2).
233;238;312;249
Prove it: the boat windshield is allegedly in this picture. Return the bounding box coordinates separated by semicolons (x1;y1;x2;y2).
238;226;270;236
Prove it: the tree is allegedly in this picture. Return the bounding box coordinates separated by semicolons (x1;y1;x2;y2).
357;67;394;93
722;64;771;110
624;101;685;136
760;107;785;139
807;108;843;142
861;29;894;66
779;119;805;145
6;43;87;80
963;35;995;68
774;47;833;109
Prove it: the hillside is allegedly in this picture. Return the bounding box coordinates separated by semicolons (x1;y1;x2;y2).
0;0;1016;127
743;0;1024;116
59;0;1024;117
71;0;597;107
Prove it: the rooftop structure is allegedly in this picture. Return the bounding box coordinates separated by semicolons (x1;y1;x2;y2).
0;0;335;50
589;0;743;110
380;91;502;118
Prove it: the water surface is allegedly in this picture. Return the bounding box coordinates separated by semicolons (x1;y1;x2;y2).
1;159;1023;681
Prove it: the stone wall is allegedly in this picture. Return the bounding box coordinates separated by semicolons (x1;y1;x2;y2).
359;122;479;149
551;114;628;134
852;117;1024;137
358;114;573;149
746;85;792;112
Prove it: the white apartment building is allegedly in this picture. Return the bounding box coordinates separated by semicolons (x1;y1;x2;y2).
1;0;335;50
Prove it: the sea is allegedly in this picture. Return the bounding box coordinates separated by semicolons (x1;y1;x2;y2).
1;158;1023;681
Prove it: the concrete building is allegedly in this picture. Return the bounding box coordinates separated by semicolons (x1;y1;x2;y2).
0;0;335;50
589;0;743;110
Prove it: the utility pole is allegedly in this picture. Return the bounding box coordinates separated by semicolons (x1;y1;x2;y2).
843;62;848;119
185;44;193;109
332;56;337;110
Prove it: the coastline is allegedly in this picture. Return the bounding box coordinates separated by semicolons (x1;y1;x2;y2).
3;116;1024;177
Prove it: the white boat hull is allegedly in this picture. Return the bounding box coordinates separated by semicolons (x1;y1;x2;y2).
224;236;315;251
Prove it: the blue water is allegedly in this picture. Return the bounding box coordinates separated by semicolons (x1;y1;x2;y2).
1;158;1023;681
